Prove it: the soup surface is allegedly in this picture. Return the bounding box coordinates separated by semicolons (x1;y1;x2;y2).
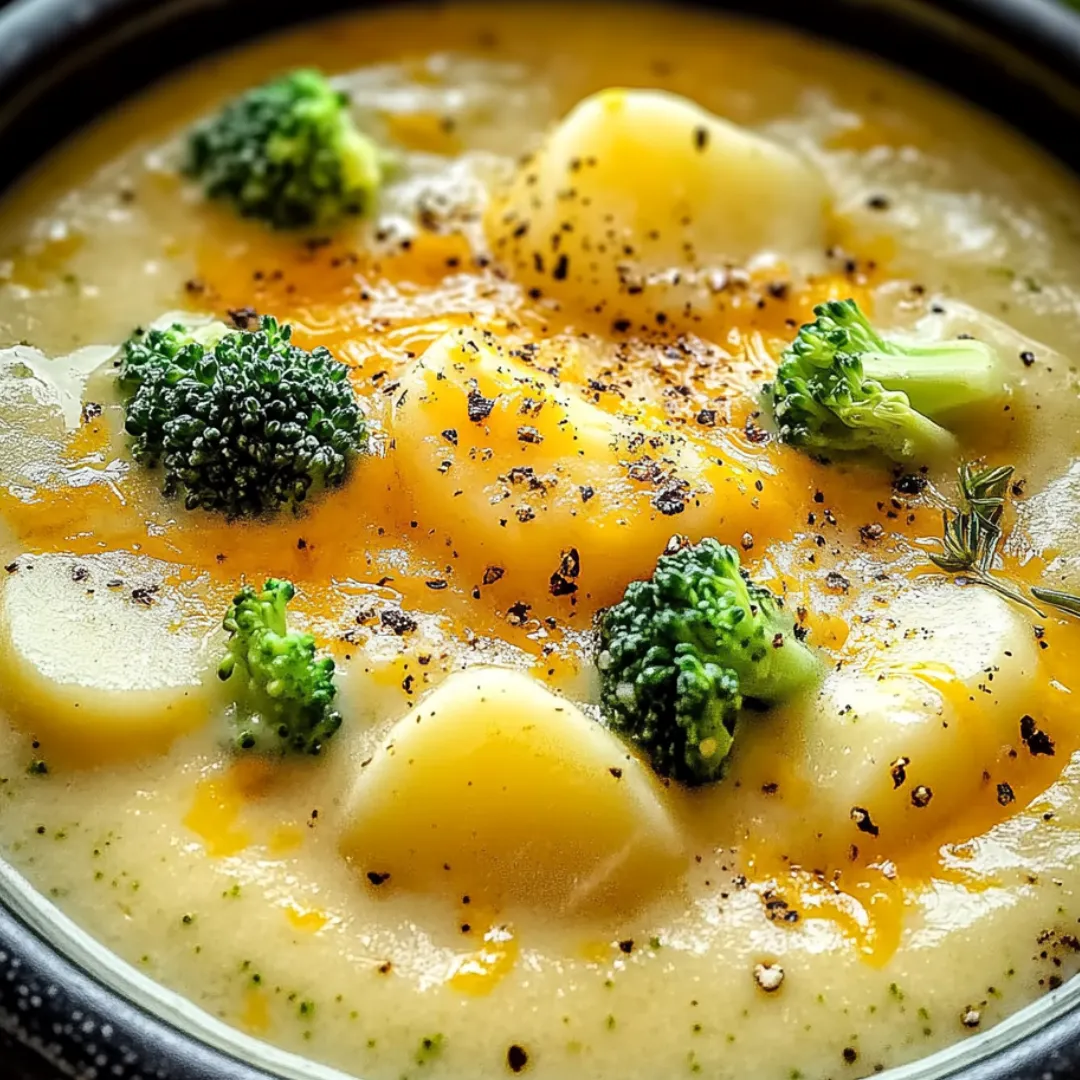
3;5;1080;1079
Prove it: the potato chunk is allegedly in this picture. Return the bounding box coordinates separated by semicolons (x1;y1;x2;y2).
339;667;684;917
0;553;218;766
390;328;770;609
489;88;828;322
786;585;1041;857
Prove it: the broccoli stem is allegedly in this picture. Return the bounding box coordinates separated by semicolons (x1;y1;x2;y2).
838;390;958;461
768;298;1008;463
742;627;823;702
865;339;1004;418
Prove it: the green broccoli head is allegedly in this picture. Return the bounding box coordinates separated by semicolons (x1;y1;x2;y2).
118;314;366;518
769;298;1004;462
218;578;342;755
597;537;822;786
186;68;386;229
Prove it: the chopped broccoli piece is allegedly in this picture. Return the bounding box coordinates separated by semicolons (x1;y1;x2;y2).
597;537;822;785
186;68;386;229
118;314;366;518
218;578;342;755
768;298;1004;462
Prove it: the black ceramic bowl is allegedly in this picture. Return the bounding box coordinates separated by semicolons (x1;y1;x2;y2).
3;1;1080;1078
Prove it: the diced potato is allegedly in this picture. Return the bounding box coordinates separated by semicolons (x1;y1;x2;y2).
488;88;828;323
389;328;774;609
339;666;685;917
0;552;219;767
785;585;1041;856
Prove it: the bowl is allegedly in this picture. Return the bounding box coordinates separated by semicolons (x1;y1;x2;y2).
2;0;1080;1078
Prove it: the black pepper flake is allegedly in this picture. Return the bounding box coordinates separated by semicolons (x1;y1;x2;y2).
893;472;928;496
850;806;880;837
549;571;578;596
506;601;531;626
612;318;631;333
744;417;770;444
654;485;687;516
1020;351;1036;367
609;767;623;779
227;306;258;330
467;387;496;423
1020;714;1055;757
367;871;391;886
866;194;891;211
552;254;569;281
4;561;18;574
426;579;448;591
558;548;581;579
859;523;884;543
842;1047;858;1065
890;756;909;789
696;409;717;427
507;1045;529;1073
911;785;933;808
580;485;595;503
517;425;543;444
131;585;159;607
618;939;634;954
81;401;103;423
693;126;709;151
763;893;799;923
997;782;1016;806
442;428;459;446
826;571;851;593
482;566;505;586
380;609;417;635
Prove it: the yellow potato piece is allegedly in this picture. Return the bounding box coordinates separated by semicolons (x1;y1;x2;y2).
390;328;771;609
792;585;1041;856
0;552;218;767
339;667;685;917
488;88;828;322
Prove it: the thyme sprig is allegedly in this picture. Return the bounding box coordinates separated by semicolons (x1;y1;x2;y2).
929;463;1045;615
1032;586;1080;619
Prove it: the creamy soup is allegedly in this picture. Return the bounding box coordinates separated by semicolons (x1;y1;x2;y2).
3;5;1080;1080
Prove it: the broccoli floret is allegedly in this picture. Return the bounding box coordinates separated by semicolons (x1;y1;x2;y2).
218;578;342;755
118;314;366;518
186;69;386;229
597;537;822;785
768;298;1004;462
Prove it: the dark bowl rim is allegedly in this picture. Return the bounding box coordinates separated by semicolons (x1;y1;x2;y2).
3;0;1080;1078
